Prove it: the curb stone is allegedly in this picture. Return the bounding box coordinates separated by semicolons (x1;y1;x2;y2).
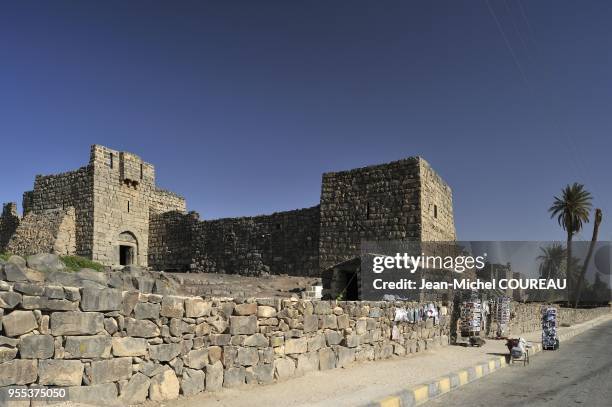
364;314;612;407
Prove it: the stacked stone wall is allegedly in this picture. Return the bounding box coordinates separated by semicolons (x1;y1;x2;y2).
190;207;320;277
0;279;455;404
0;203;20;253
148;211;195;271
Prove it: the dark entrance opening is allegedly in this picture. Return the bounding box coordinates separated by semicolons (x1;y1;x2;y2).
120;245;134;266
340;270;359;300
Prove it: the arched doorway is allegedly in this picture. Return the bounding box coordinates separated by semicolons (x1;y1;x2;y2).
118;231;138;266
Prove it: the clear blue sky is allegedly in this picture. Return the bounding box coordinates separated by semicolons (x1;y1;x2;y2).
1;1;611;241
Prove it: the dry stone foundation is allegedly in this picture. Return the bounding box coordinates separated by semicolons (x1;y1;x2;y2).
1;145;457;278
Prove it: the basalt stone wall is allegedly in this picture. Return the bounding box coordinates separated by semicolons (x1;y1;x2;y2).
319;157;457;272
148;211;196;272
0;203;19;253
190;206;320;277
0;279;452;405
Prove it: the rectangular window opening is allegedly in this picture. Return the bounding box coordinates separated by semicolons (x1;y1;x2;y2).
434;204;438;219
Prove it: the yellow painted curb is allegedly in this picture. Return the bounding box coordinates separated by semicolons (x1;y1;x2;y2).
474;365;483;378
379;396;401;407
412;385;429;404
438;377;451;394
488;360;496;372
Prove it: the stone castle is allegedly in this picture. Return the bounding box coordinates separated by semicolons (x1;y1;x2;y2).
0;145;456;276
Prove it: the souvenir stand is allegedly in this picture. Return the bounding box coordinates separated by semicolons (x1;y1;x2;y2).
460;291;482;344
541;306;559;350
490;296;511;337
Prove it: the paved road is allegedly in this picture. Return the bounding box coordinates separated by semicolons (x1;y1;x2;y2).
428;319;612;407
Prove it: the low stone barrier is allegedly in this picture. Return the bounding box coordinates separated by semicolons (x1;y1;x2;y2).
0;280;452;404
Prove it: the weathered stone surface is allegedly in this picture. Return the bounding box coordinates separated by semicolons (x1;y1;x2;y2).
112;337;148;357
170;318;193;336
229;315;257;335
125;318;160;338
12;282;45;296
234;303;257;316
149;343;181;362
206;361;224;391
181;368;205;397
208;345;223;364
0;346;18;363
296;352;320;375
0;291;22;309
80;288;122;312
39;359;84;386
0;336;19;347
64;335;112;359
3;263;29;282
319;347;336;370
335;346;355;368
236;347;259;366
149;369;180;401
68;383;118;405
243;333;268;347
274;357;296;380
161;296;184;318
184;298;211;318
121;291;139;316
7;255;26;268
50;311;104;336
184;348;208;369
303;314;318;333
223;366;246;388
119;372;150;404
0;359;37;386
43;285;65;299
19;334;54;359
252;363;275;384
257;305;277;318
325;330;343;346
26;253;66;273
285;337;308;354
104;317;118;334
2;310;37;337
134;302;161;320
88;357;132;384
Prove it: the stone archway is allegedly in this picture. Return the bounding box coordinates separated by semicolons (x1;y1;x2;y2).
118;231;138;266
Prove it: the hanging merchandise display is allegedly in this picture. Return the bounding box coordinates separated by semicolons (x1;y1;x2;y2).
460;294;482;337
490;297;511;337
541;306;559;350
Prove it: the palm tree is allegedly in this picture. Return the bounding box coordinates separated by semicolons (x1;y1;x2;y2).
549;183;592;305
574;208;603;307
537;244;566;280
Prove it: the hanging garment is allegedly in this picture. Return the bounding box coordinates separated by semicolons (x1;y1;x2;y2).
392;324;401;340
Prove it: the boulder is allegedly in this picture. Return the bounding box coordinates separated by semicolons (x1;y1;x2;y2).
76;268;107;285
88;357;132;384
64;335;112;359
0;359;37;386
7;255;26;268
19;334;54;359
50;311;104;336
205;361;224;391
181;368;205;396
149;369;180;401
26;253;66;273
112;337;147;357
80;288;122;312
119;372;150;404
38;359;84;386
3;262;29;282
2;310;37;337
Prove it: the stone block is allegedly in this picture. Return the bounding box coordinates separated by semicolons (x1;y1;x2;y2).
285;337;308;354
223;366;246;388
296;351;319;375
318;347;336;370
181;368;205;397
2;310;37;337
184;298;211;318
0;359;37;386
335;346;355;368
208;346;223;364
112;337;148;357
119;372;150;405
243;333;268;347
12;282;44;296
237;347;259;366
3;263;29;282
26;253;66;273
43;286;65;299
206;361;224;391
257;305;277;318
80;288;122;312
0;292;22;309
39;359;84;386
134;302;160;320
150;343;181;362
121;291;139;316
19;334;54;359
184;348;209;369
68;383;118;405
125;318;160;338
274;357;296;380
234;303;257;316
303;314;318;333
161;296;184;318
64;335;112;359
88;358;132;384
50;311;104;336
0;346;18;363
252;363;275;384
325;330;343;346
229;315;257;335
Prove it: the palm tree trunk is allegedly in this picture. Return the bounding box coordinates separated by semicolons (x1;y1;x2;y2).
566;231;573;307
574;208;602;308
